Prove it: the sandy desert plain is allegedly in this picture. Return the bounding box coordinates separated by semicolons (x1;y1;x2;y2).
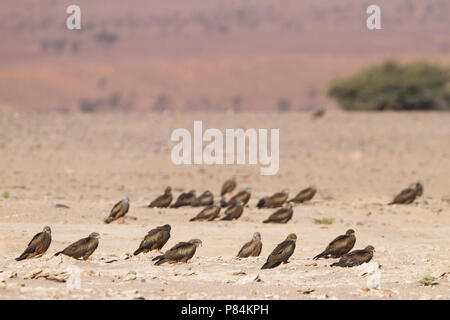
0;110;449;300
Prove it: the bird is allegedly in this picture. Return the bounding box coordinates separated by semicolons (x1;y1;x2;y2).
221;176;237;196
105;196;129;223
54;232;100;260
313;229;356;260
263;203;293;223
311;108;326;119
170;190;196;208
133;224;171;256
330;245;375;267
388;181;423;205
152;239;202;265
16;226;52;261
192;190;214;207
288;185;317;204
261;233;297;269
148;187;172;208
224;187;251;207
237;232;262;258
220;200;244;221
257;189;289;208
190;202;221;221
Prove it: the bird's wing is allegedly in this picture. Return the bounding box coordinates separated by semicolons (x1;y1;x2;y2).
268;240;295;263
393;188;416;203
62;237;91;257
221;180;236;195
266;208;288;222
110;200;125;218
270;192;288;205
162;242;194;260
238;240;256;257
27;231;44;248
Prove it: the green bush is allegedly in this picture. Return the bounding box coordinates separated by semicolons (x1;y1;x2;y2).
328;61;450;111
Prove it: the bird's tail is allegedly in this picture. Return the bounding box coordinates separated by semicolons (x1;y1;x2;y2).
261;261;273;269
220;216;231;221
153;258;167;266
313;251;327;260
387;201;394;205
152;255;163;261
262;219;270;223
15;254;26;261
330;262;340;267
133;248;142;256
189;217;198;222
54;251;63;256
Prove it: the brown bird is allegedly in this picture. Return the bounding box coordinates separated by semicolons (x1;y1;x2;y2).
237;232;262;258
221;176;237;196
263;203;293;224
170;190;196;208
148;187;172;208
192;190;214;207
133;224;171;256
330;245;375;267
105;196;129;223
220;200;244;221
257;189;289;209
190;202;221;221
261;233;297;269
388;181;423;205
16;226;52;261
224;187;251;207
313;229;356;260
289;185;317;204
54;232;100;260
311;108;326;119
152;239;202;265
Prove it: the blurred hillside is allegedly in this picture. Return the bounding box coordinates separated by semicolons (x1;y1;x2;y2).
0;0;449;112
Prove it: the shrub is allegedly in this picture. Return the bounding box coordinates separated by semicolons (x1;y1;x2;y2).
328;61;450;111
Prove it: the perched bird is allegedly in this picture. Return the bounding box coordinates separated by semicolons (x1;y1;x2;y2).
133;224;171;255
289;185;317;204
313;229;356;260
152;239;202;265
220;200;244;221
263;203;293;223
330;245;375;267
54;232;100;260
237;232;262;258
16;226;52;261
311;108;326;119
170;190;196;208
190;202;221;221
225;187;251;207
257;189;289;208
261;233;297;269
388;181;423;205
192;191;214;207
105;196;129;224
221;176;237;196
148;187;172;208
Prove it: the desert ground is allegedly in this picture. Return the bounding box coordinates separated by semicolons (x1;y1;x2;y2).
0;111;449;300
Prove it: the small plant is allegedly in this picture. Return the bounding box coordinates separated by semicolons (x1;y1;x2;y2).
321;193;334;201
313;217;335;225
2;191;9;199
419;275;438;286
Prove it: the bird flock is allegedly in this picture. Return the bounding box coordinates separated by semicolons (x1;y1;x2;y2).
15;178;424;270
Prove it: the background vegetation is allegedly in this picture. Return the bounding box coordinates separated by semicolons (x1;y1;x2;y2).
328;61;450;111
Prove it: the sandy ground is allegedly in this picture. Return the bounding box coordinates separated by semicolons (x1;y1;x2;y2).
0;111;449;300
